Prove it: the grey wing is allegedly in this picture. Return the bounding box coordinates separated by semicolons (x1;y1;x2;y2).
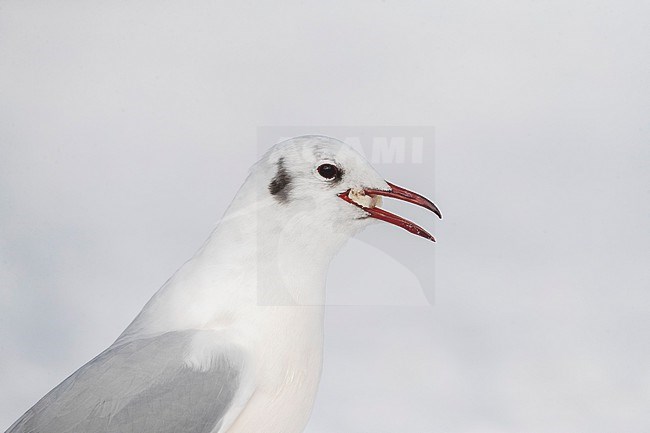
7;331;245;433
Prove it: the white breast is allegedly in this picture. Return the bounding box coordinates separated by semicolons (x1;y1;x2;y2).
214;306;326;433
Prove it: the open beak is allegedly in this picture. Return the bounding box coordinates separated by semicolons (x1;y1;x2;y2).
338;182;442;242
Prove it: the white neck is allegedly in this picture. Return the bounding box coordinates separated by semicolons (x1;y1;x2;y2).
200;190;351;306
119;175;353;341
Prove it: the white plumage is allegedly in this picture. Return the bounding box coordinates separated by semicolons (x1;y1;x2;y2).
7;135;440;433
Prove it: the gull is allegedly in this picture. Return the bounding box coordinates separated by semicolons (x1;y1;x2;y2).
6;135;441;433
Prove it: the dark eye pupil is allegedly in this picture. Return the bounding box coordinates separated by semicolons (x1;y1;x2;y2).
317;164;339;180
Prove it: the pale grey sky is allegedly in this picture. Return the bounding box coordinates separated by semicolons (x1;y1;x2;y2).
1;1;649;432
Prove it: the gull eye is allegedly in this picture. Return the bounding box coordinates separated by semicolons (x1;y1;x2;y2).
317;163;340;181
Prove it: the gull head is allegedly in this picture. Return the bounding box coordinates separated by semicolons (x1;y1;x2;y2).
250;135;441;243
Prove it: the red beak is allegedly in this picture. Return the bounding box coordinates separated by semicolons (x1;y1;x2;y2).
338;182;442;242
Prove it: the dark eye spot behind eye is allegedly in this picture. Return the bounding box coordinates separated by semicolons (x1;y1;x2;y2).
269;158;292;203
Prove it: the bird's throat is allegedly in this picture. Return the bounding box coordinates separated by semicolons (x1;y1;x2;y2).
201;208;351;307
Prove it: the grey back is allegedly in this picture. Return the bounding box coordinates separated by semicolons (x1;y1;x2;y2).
7;331;242;433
